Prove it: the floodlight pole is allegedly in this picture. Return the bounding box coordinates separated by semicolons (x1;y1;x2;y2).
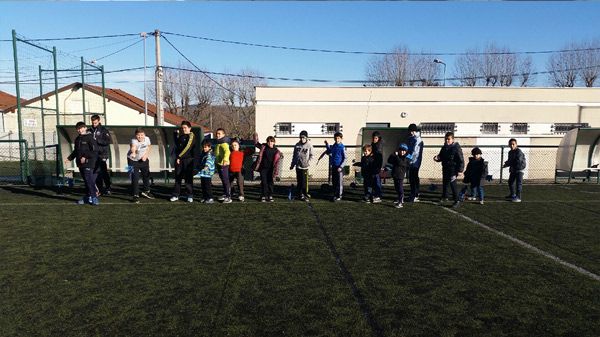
434;59;447;86
154;29;164;126
141;32;148;126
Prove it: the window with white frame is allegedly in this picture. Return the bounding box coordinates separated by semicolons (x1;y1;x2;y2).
420;123;455;135
511;123;529;134
481;123;499;134
553;123;589;134
322;123;341;135
274;122;292;135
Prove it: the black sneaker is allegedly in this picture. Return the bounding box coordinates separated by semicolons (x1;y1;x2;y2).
132;195;140;204
452;201;461;208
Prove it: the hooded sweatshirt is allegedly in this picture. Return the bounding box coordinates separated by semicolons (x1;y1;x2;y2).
214;136;231;166
291;140;314;169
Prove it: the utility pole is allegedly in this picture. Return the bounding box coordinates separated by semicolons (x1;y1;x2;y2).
154;29;164;126
141;32;148;126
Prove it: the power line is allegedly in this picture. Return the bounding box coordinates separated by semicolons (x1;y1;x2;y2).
162;31;600;56
161;34;240;98
1;33;142;43
67;36;141;54
161;63;600;85
0;66;147;84
95;39;142;62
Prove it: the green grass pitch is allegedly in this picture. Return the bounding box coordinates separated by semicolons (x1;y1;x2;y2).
1;183;599;337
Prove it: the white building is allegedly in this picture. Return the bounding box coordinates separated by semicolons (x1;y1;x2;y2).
1;82;206;145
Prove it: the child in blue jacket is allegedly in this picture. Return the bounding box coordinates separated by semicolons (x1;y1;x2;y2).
324;132;346;201
198;139;216;203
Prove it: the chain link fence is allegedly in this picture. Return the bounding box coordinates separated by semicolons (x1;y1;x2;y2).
270;144;560;184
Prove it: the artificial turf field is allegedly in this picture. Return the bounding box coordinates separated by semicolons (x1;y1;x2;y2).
0;183;599;337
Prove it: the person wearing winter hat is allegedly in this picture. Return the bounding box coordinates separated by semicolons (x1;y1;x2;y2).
387;143;413;208
371;131;385;200
290;130;314;201
458;147;488;205
406;123;424;202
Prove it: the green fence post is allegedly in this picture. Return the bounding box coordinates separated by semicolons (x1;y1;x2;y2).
12;30;26;182
53;47;59;126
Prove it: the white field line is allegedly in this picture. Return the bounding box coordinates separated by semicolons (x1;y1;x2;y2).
443;207;600;282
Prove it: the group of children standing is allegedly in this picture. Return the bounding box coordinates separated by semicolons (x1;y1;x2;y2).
67;119;526;206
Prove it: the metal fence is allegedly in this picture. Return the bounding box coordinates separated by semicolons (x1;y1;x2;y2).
272;144;560;184
0;139;27;183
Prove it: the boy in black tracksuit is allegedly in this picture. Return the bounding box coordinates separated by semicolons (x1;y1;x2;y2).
354;144;383;203
387;143;412;208
65;121;99;205
170;121;197;202
89;115;112;195
459;147;488;205
434;132;464;208
503;138;526;202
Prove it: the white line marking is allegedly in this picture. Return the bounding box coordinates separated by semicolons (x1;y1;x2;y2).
443;207;600;282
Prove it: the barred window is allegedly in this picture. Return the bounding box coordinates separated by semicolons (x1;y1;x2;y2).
511;123;528;134
322;123;340;135
275;122;292;135
420;123;455;135
553;123;589;134
481;123;499;134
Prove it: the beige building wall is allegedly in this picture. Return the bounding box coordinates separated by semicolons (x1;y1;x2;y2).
256;87;600;146
256;87;600;181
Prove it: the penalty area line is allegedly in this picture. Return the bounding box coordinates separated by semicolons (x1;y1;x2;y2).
443;207;600;282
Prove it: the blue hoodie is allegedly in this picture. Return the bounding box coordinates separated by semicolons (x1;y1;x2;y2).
326;142;346;168
198;150;215;178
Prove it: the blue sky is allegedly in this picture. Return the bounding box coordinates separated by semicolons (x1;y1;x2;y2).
1;1;599;98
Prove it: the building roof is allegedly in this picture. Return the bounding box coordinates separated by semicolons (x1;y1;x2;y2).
0;90;23;112
2;83;208;131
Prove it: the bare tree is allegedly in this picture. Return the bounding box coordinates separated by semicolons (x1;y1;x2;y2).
518;55;534;87
365;46;410;86
546;42;578;87
453;48;480;86
578;39;600;87
218;69;266;139
409;54;441;86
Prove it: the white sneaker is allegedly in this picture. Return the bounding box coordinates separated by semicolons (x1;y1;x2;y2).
395;203;403;208
187;197;194;203
169;196;179;202
238;196;245;202
218;195;226;201
479;200;485;205
413;197;420;202
222;197;233;204
261;197;267;202
205;198;214;204
372;197;382;203
393;200;399;205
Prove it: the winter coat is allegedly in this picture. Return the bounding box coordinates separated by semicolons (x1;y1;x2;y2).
198;150;215;178
387;152;412;179
291;140;313;169
506;148;526;173
253;143;283;177
214;137;231;166
88;124;111;159
326;142;346;168
175;132;197;161
437;142;465;175
354;152;383;177
68;133;98;169
407;132;424;168
463;157;489;185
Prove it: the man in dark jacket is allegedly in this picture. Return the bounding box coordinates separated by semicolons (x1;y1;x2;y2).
89;115;112;195
371;131;384;199
170;121;198;202
387;143;412;208
503;138;526;202
434;132;464;208
65;121;99;205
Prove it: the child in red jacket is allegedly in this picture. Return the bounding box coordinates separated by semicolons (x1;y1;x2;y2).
228;139;251;202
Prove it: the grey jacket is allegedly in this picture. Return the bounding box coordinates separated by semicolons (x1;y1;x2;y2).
291;140;313;170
